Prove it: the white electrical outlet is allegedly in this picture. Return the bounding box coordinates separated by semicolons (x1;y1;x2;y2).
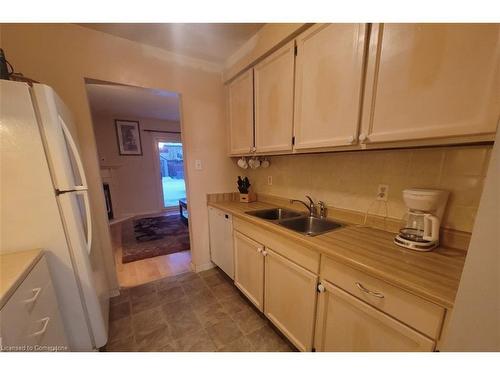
267;176;273;185
377;184;389;201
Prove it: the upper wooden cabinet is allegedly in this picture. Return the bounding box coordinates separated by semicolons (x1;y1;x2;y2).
254;41;296;153
294;23;367;149
360;23;500;144
227;69;254;155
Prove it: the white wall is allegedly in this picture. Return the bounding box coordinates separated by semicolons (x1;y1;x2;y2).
92;113;181;217
1;23;239;284
442;130;500;351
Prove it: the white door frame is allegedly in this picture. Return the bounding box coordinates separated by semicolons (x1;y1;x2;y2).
152;135;184;212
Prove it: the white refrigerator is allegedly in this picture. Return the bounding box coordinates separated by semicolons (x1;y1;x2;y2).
0;80;109;350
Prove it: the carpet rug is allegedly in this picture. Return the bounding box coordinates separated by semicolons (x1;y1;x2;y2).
121;214;190;263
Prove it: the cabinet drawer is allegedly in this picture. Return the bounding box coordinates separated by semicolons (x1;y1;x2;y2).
320;256;444;339
233;217;320;273
0;256;68;350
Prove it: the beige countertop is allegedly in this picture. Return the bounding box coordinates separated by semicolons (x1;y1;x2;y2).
208;200;466;309
0;249;44;309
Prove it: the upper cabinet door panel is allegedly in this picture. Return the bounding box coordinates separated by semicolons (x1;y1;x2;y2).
294;23;367;149
361;24;500;144
254;41;295;153
228;69;254;155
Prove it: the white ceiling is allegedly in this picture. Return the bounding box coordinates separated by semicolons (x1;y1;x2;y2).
79;23;264;64
86;83;180;122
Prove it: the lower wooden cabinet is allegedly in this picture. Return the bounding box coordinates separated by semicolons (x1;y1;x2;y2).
233;231;265;311
314;280;435;352
264;248;318;351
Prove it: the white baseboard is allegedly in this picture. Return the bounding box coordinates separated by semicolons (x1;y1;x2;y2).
191;261;215;273
122;209;165;218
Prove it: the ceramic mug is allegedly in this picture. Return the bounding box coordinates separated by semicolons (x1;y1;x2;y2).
237;157;248;169
261;159;270;168
249;157;261;169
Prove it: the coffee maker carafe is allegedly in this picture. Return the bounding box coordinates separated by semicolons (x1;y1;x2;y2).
394;189;449;251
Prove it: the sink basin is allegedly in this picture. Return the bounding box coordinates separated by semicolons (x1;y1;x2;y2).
246;208;304;221
278;216;342;236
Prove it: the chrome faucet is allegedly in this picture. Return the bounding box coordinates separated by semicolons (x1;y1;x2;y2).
290;195;318;217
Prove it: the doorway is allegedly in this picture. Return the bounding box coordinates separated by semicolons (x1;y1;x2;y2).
85;79;192;287
157;141;186;209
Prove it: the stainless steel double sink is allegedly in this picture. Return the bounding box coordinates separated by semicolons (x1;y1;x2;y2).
245;208;342;236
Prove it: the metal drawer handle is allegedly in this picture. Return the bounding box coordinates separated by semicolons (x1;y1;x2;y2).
32;317;50;336
24;288;42;304
355;282;384;299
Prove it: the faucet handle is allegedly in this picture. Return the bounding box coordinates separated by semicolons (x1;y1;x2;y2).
305;195;315;205
318;201;327;218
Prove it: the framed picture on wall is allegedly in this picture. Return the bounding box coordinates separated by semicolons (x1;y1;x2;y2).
115;119;143;155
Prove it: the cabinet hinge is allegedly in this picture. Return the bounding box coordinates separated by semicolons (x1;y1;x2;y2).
292;136;295;145
294;45;298;56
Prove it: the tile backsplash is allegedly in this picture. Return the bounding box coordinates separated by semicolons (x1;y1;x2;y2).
243;145;492;233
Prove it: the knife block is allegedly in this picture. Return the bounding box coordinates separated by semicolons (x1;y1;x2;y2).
239;192;257;203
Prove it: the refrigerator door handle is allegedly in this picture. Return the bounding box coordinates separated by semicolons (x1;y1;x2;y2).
58;115;88;189
77;190;92;254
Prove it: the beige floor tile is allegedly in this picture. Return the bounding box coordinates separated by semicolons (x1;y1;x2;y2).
132;306;168;340
130;292;163;314
217;336;254;352
162;296;193;320
193;302;229;328
205;320;244;349
203;273;226;287
157;285;185;304
187;288;218;309
231;306;267;335
108;317;134;344
135;325;175;352
109;301;131;322
180;277;209;296
246;325;293;352
172;329;217;352
105;336;137;352
220;294;253;316
211;283;240;300
167;310;203;339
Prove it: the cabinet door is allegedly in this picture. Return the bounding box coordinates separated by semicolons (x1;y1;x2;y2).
294;23;367;149
314;281;435;352
227;69;254;155
361;23;500;144
233;231;264;311
264;248;318;351
254;41;295;152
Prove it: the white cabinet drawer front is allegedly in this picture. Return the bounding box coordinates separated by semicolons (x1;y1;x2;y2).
320;256;444;339
0;257;68;350
315;282;435;352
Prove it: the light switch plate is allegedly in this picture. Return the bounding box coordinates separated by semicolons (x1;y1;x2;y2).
195;160;202;170
267;176;273;185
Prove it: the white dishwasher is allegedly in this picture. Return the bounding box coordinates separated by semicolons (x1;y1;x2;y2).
208;206;234;279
